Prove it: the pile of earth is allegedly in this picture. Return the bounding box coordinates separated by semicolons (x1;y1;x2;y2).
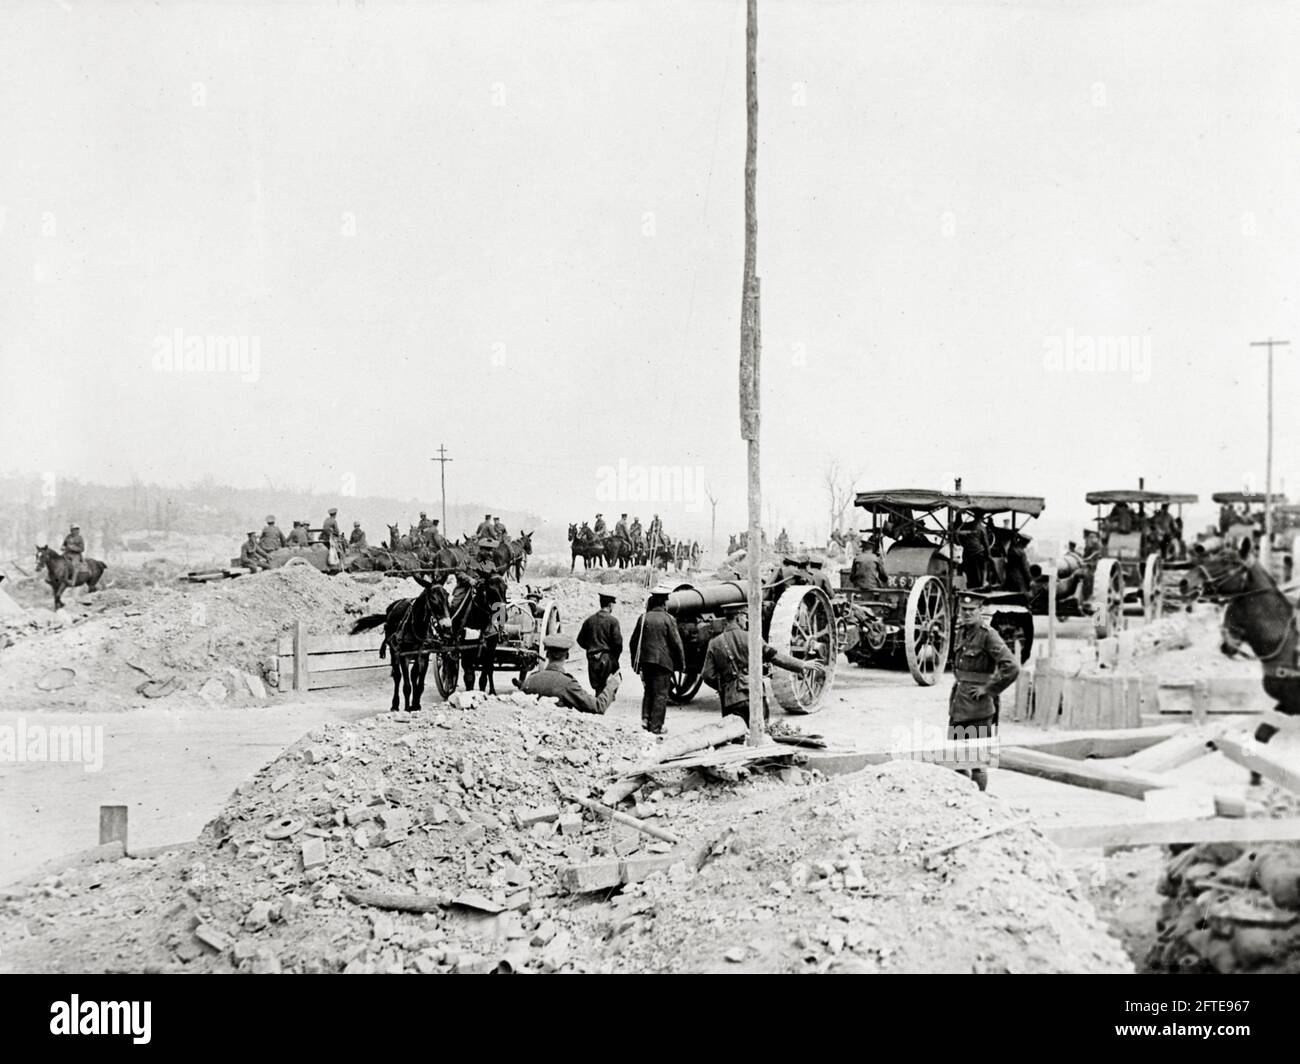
0;565;425;712
0;700;1130;974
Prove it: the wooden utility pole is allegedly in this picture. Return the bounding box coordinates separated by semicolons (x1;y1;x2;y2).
431;444;453;528
705;484;718;555
739;0;763;746
1250;338;1288;569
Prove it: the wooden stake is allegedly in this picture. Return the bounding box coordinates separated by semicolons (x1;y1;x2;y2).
293;618;308;692
1047;567;1057;657
99;805;128;850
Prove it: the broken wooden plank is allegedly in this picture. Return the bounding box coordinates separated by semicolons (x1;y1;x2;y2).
1043;816;1300;851
1214;732;1300;795
346;889;445;914
634;743;794;776
602;717;749;805
551;775;681;845
999;746;1249;817
1011;724;1184;761
1120;718;1251;775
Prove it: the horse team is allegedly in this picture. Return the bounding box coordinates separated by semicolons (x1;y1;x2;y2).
567;522;699;571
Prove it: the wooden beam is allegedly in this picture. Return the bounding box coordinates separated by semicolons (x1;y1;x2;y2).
292;619;308;693
1011;724;1184;761
306;665;390;691
602;716;748;805
1121;718;1252;775
1214;733;1300;795
998;746;1249;817
1044;816;1300;850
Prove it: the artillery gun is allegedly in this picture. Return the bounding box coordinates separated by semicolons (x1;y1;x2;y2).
660;579;836;714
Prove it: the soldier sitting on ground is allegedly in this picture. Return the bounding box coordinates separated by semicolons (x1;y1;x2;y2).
520;633;620;714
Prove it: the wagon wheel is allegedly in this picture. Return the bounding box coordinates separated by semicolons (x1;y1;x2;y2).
282;555;312;568
991;611;1034;664
524;599;561;684
434;651;460;699
768;585;836;713
669;668;705;704
1142;553;1164;623
903;575;950;686
1093;558;1123;638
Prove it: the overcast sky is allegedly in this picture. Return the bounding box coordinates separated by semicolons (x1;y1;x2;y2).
2;0;1298;543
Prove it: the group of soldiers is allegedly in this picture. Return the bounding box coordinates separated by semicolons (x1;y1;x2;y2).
1102;501;1186;559
239;509;368;571
575;512;662;549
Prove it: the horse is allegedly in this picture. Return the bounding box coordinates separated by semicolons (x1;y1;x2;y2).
1199;539;1300;783
387;523;417;552
449;568;509;694
36;546;106;610
568;523;604;571
349;580;451;712
505;531;534;581
603;534;630;570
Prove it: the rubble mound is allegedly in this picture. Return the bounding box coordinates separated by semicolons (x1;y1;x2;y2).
0;706;1129;975
1147;842;1300;973
562;760;1133;973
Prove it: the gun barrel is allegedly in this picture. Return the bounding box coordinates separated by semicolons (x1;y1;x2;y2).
664;581;748;615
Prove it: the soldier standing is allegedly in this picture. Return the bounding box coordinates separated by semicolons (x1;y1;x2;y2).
259;515;287;552
629;583;685;735
956;510;990;589
948;591;1020;792
577;591;622;696
322;508;342;548
701;602;821;728
630;516;643;547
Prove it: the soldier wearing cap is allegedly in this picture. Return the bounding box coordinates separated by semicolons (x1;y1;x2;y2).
577;591;623;697
492;516;507;540
322;508;342;549
949;591;1019;792
593;513;607;537
427;519;448;551
521;633;621;715
417;511;433;538
475;513;496;540
287;520;311;548
629;583;686;735
259;515;287;552
702;601;822;729
349;521;368;550
240;531;270;571
61;524;86;579
850;535;889;591
614;513;631;545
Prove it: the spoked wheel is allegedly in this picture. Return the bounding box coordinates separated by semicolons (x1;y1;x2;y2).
991;611;1034;664
669;668;705;704
434;651;460;699
768;585;837;713
1142;553;1164;623
904;575;950;686
1093;559;1124;638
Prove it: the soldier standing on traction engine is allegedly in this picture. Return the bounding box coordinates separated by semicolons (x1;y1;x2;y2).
948;591;1020;792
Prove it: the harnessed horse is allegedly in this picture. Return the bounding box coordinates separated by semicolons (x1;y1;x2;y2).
349;581;452;712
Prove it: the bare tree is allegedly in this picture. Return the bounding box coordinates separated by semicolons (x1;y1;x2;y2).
824;460;860;542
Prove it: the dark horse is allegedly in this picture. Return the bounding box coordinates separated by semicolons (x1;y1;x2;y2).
449;567;510;693
568;524;604;571
349;581;451;712
36;545;106;610
603;534;630;570
1199;539;1300;782
479;531;534;581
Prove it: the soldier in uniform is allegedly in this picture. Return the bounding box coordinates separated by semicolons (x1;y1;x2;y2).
240;531;270;571
259;516;286;552
648;513;663;550
850;535;889;590
701;601;822;728
427;519;448;550
492;515;508;540
948;591;1020;792
287;520;311;547
614;513;631;545
417;511;433;538
62;524;86;578
956;510;990;589
576;591;622;697
349;521;367;549
475;513;495;540
521;633;621;714
593;513;607;537
322;508;342;549
630;516;643;548
629;583;685;735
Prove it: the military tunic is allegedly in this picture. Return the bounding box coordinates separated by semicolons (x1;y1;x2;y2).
576;609;623;695
948;620;1020;731
287;525;311;547
701;623;778;726
259;524;287;551
349;528;368;549
522;663;618;715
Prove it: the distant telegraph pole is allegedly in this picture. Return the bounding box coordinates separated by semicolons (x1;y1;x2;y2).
431;444;453;527
705;484;718;555
1249;339;1288;568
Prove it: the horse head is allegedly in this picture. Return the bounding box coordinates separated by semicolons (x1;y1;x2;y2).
519;531;533;555
568;523;577;542
35;545;52;568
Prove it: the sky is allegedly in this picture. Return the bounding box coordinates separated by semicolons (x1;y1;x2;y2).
2;0;1299;546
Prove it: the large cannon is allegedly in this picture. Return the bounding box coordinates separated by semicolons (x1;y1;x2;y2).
661;579;836;714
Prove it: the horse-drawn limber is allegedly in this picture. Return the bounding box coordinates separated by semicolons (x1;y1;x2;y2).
655;579;837;714
839;489;1042;686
